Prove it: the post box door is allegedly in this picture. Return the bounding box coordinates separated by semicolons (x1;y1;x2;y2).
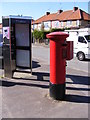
66;41;73;60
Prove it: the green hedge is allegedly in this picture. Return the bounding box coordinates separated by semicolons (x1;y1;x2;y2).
50;28;65;32
33;28;66;43
33;30;50;41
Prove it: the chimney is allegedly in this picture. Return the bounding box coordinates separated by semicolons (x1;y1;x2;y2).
46;12;50;15
73;7;78;12
57;10;63;14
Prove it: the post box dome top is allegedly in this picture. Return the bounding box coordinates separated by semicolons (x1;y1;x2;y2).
46;32;69;41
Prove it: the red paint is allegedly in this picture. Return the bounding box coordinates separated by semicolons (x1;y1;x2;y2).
66;41;73;60
46;32;69;84
46;32;69;41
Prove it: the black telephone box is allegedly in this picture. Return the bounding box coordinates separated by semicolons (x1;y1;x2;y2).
2;15;32;78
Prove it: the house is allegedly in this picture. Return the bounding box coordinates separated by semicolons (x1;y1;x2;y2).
0;23;2;33
32;7;90;31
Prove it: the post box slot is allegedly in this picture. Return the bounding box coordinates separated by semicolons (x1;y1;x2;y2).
62;43;67;46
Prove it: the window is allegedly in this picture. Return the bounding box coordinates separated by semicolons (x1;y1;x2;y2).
76;20;80;26
44;21;51;30
61;22;63;27
67;21;72;26
85;35;90;42
44;23;49;28
78;36;86;43
54;21;59;28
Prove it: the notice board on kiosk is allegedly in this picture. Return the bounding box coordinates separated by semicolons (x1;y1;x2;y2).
2;15;32;78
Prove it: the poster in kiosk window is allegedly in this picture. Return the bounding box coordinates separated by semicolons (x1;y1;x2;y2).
3;27;10;39
3;27;10;44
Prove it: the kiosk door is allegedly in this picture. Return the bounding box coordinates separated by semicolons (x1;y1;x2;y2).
15;23;31;70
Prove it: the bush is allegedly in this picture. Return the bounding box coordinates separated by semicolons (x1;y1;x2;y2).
43;31;50;39
33;28;67;43
33;30;50;42
50;28;65;32
33;30;39;40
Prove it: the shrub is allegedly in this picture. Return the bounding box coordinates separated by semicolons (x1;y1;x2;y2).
43;31;50;39
33;28;68;43
33;30;44;43
50;28;65;32
33;30;39;40
33;30;50;41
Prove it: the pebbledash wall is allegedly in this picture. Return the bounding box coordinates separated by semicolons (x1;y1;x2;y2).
33;20;83;31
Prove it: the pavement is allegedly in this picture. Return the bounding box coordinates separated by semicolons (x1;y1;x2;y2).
0;43;89;119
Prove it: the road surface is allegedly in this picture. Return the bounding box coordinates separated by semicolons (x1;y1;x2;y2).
32;43;89;73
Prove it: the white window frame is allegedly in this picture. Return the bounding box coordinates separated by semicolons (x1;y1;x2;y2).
61;21;63;27
76;20;80;26
67;21;72;26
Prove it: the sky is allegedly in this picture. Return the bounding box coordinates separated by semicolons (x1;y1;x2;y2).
0;1;89;23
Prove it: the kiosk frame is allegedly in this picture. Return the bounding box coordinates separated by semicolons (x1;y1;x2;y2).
2;15;32;78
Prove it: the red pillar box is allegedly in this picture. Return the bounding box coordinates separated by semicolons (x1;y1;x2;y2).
46;32;69;100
